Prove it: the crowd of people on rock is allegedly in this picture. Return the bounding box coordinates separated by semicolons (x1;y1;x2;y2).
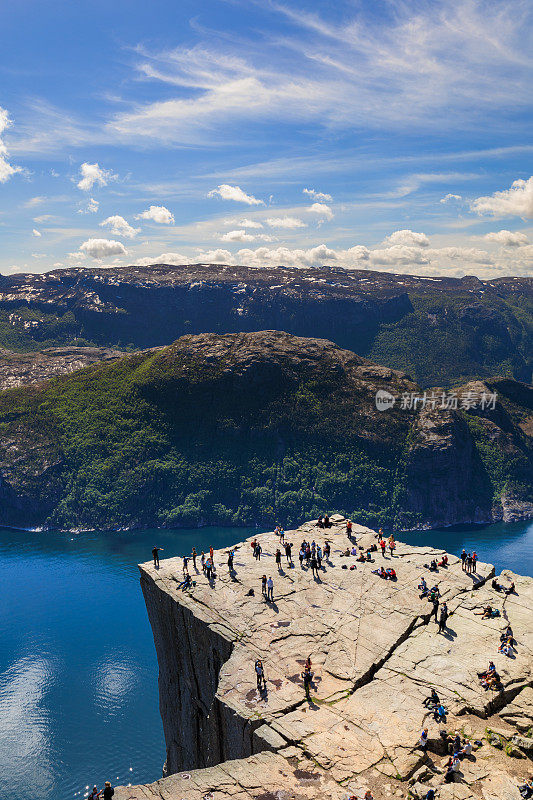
460;548;478;573
145;519;529;800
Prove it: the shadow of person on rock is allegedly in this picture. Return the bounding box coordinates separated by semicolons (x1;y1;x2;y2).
442;627;457;640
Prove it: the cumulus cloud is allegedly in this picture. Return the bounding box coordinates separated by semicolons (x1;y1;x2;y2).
207;184;263;205
135;205;175;224
195;248;234;263
383;229;430;248
484;229;529;247
133;252;188;266
77;162;117;192
0;107;21;183
266;216;306;229
100;215;139;238
79;238;127;258
32;229;41;237
307;202;333;220
471;177;533;219
303;188;332;201
221;229;258;243
440;193;462;203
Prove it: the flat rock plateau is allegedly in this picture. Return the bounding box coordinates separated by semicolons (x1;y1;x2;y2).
119;517;533;800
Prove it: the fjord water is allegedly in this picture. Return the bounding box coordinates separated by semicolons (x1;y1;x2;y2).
0;521;532;800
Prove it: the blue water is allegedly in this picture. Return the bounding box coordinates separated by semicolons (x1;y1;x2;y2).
0;520;531;800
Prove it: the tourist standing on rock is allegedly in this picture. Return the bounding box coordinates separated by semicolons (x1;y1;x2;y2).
261;575;267;596
192;547;197;570
316;545;322;569
275;549;282;571
285;542;292;564
324;542;331;561
279;527;285;543
466;553;473;573
310;553;319;578
346;519;353;535
254;542;262;561
299;548;304;568
255;659;266;690
472;551;478;573
182;555;189;575
438;602;449;634
431;594;440;622
152;546;163;568
89;785;99;800
461;549;467;570
266;576;274;602
388;537;396;557
227;550;234;571
380;539;386;557
98;781;114;799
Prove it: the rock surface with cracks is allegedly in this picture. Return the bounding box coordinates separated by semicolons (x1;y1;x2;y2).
120;517;533;800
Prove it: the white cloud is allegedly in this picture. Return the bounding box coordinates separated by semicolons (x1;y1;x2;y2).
303;188;332;201
195;248;234;263
471;177;533;219
221;229;273;242
135;205;175;224
383;229;430;248
235;218;264;229
370;245;430;266
133;252;188;266
100;215;139;238
440;193;462;203
24;196;47;208
0;107;21;183
105;2;532;149
79;238;127;258
207;184;263;205
307;202;333;220
266;216;307;229
32;229;41;237
484;229;529;247
221;229;257;243
80;198;100;214
77;162;117;192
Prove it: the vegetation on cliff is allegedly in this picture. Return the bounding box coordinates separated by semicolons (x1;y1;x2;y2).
0;332;530;531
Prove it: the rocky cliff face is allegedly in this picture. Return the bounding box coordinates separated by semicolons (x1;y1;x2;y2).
0;331;530;530
1;264;531;386
126;517;533;800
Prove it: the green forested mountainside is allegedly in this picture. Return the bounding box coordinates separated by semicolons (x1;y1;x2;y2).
0;331;531;532
0;265;531;387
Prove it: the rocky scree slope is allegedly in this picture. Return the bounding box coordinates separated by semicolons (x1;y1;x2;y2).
1;264;531;387
0;330;530;531
124;518;533;800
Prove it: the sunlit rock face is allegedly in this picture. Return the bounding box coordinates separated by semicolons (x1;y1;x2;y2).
126;517;533;800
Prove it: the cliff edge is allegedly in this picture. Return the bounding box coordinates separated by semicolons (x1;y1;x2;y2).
123;517;533;800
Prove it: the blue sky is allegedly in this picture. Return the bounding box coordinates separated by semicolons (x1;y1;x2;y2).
0;0;532;277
